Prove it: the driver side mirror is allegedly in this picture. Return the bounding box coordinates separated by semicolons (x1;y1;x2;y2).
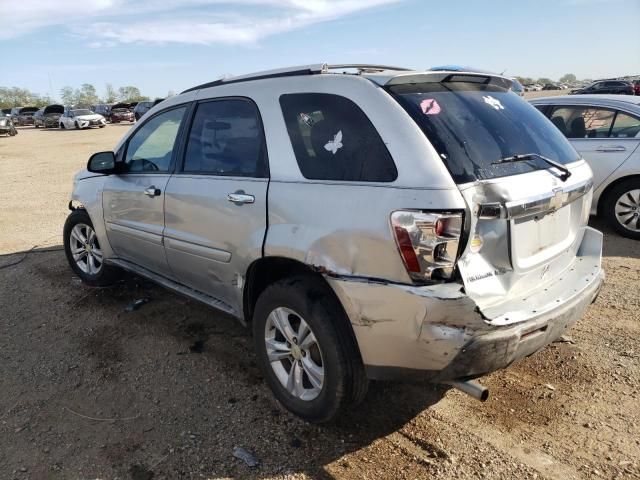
87;151;116;174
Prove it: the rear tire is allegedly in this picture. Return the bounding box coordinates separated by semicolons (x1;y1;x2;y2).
602;178;640;240
253;274;368;423
64;209;122;286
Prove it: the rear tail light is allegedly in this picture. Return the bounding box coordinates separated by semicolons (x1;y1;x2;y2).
391;211;463;282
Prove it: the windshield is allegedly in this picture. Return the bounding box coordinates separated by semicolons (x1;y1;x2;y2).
387;81;580;183
72;109;93;116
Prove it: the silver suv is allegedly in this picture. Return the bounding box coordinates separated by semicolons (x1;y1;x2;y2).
64;64;604;422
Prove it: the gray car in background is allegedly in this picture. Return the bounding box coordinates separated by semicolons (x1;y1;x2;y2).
531;95;640;238
64;64;604;422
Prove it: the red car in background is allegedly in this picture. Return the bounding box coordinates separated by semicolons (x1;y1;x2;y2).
634;80;640;96
109;103;135;123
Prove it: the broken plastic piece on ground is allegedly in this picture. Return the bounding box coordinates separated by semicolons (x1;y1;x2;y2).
232;446;260;467
125;298;150;312
555;335;576;344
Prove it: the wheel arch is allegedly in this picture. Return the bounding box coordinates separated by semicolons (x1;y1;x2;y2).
596;174;640;216
242;256;364;362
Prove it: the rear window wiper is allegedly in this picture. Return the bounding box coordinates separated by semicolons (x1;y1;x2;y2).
492;153;571;181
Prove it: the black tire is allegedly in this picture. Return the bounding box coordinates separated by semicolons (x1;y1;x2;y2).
253;274;368;423
74;121;80;129
60;123;65;129
63;209;122;286
602;178;640;240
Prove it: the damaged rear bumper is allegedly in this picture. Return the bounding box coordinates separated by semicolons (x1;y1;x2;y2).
327;227;604;382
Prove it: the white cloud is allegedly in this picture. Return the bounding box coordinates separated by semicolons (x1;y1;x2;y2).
1;0;403;45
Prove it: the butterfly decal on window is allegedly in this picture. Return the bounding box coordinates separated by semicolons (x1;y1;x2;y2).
324;130;343;155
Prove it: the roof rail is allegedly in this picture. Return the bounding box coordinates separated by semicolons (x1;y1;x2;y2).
181;63;413;93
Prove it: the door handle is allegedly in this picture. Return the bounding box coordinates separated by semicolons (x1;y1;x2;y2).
596;145;626;152
227;192;255;204
144;186;161;197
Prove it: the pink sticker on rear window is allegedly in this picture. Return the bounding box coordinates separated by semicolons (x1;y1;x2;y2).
420;98;441;115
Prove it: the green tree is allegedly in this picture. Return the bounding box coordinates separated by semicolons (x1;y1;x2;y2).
559;73;577;84
77;84;99;106
0;86;45;108
104;83;118;103
537;78;554;85
118;86;149;102
60;86;77;105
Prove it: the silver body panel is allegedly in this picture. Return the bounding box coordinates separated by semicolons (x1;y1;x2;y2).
69;69;604;381
530;95;640;215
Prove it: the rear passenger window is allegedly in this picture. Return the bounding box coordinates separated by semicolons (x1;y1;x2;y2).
279;93;397;182
610;112;640;138
549;106;615;138
183;99;267;177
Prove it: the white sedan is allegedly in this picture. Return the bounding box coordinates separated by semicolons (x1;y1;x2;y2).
59;109;106;129
531;94;640;239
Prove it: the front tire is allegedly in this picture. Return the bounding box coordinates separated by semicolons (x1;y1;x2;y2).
603;178;640;240
74;121;80;129
253;275;368;423
64;209;122;286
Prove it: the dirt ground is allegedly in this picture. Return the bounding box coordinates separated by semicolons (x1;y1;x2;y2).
0;126;638;480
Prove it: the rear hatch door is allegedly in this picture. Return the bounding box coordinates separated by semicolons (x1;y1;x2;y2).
386;73;596;321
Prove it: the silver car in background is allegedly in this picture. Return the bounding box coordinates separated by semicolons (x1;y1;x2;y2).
531;95;640;239
64;64;604;422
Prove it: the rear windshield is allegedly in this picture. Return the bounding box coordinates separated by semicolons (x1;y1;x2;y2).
387;82;580;183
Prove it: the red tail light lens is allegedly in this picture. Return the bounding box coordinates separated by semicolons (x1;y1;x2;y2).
391;211;463;282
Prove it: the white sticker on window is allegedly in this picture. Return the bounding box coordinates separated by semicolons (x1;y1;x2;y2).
483;95;504;110
420;98;441;115
324;130;343;155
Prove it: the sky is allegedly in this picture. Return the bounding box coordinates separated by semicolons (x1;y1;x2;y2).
2;0;639;100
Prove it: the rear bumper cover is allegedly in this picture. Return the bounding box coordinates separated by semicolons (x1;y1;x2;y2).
327;227;604;382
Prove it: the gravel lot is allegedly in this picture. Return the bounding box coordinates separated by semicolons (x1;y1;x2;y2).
0;126;639;480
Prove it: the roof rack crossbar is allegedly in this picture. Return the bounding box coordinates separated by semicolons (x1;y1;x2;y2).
181;63;413;93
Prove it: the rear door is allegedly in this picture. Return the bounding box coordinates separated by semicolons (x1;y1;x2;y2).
548;105;640;188
163;97;269;312
102;105;188;277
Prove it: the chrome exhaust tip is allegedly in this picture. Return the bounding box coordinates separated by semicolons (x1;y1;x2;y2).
445;379;489;402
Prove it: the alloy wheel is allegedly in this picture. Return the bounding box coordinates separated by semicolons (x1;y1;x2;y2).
69;223;103;275
264;307;325;401
614;189;640;232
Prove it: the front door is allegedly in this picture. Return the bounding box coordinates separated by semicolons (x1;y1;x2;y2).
163;98;269;312
547;105;640;188
102;105;188;277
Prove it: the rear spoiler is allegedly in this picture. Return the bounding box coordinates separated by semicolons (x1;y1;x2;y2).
367;71;513;90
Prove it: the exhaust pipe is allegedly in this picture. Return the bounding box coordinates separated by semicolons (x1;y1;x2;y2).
445;379;489;401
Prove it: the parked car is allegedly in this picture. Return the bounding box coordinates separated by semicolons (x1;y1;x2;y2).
1;108;12;117
34;104;64;128
510;78;525;96
633;80;640;96
571;80;634;95
15;106;38;126
65;64;604;422
531;94;640;238
543;83;560;90
93;104;114;121
109;103;135;123
59;108;106;129
9;107;21;122
0;115;17;136
133;100;164;121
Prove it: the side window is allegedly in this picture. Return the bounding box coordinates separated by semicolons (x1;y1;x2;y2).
549;106;615;138
279;93;397;182
610;112;640;138
183;99;267;177
123;106;186;173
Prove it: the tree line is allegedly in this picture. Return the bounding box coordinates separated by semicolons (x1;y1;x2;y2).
0;83;157;109
514;73;582;86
